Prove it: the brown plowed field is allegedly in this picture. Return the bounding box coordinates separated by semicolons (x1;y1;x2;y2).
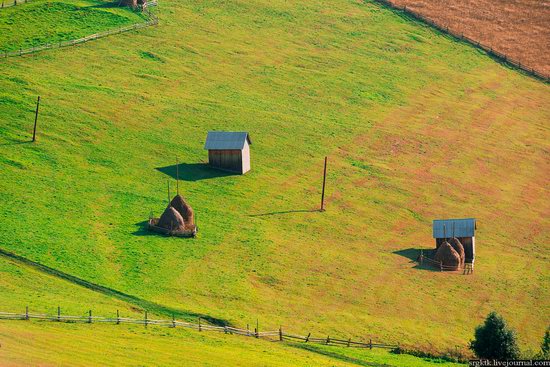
388;0;550;77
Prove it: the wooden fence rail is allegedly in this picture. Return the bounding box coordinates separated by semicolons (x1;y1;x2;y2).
373;0;549;82
0;310;399;350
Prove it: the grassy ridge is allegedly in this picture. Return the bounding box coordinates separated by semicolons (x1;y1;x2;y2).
0;0;146;52
0;0;548;364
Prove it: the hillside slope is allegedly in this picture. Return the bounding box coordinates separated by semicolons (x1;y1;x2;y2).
386;0;550;76
0;0;548;362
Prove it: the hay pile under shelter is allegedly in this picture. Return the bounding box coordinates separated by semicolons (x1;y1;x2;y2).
149;194;197;237
433;241;461;271
120;0;147;9
448;237;465;268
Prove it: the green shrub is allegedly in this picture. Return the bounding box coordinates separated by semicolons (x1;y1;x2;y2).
470;312;520;360
540;326;550;359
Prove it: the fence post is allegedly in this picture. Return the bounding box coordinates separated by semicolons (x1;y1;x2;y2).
25;306;29;320
347;337;351;347
88;310;92;323
255;319;259;338
198;317;201;332
116;310;120;325
419;250;423;265
144;311;148;328
246;323;249;336
279;327;283;341
224;325;228;334
369;338;372;349
326;335;330;345
172;314;176;328
57;306;61;322
305;332;311;342
440;261;443;271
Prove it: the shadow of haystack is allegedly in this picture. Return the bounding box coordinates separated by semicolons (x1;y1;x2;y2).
393;248;439;272
156;163;238;182
133;220;159;236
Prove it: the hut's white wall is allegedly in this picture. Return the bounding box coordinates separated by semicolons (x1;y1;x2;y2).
241;141;250;174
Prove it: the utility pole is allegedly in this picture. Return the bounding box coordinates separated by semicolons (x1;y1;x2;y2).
320;156;328;211
32;96;40;142
176;156;179;195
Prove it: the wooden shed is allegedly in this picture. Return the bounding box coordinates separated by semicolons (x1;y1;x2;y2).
204;131;251;174
433;218;476;263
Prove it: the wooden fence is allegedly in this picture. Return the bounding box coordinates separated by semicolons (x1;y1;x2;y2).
417;250;474;274
0;3;158;59
0;309;399;350
0;0;34;9
374;0;549;82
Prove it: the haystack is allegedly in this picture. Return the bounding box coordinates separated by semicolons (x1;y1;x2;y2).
157;206;185;231
170;194;194;226
434;241;461;271
448;237;465;267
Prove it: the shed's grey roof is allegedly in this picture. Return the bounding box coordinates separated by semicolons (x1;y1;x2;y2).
204;131;251;150
433;218;476;238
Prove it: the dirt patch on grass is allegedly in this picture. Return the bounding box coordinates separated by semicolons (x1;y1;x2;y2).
386;0;550;76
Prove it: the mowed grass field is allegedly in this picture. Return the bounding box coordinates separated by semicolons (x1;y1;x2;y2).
0;0;147;52
0;320;465;367
0;0;549;364
387;0;550;77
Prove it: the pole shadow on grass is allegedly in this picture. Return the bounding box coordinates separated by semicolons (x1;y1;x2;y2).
393;248;440;272
0;140;32;147
156;163;238;182
0;247;231;326
248;209;319;217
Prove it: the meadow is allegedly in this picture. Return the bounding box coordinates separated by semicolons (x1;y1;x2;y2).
0;0;146;52
0;0;548;364
387;0;550;77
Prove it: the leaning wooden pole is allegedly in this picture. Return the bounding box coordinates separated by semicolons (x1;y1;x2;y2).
32;96;40;142
320;156;328;211
175;156;179;195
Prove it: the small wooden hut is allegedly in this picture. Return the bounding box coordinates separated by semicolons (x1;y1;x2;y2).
204;131;251;174
433;218;476;263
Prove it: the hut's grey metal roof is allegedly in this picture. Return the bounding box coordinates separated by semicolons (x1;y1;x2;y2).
433;218;476;238
204;131;251;150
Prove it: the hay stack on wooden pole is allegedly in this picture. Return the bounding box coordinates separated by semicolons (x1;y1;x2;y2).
157;206;185;231
170;194;195;228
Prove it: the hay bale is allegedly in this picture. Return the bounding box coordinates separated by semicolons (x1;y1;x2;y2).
157;206;185;231
170;195;194;225
449;237;465;267
434;241;461;271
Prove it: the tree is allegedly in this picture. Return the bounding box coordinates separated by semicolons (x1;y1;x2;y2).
540;326;550;359
470;312;520;360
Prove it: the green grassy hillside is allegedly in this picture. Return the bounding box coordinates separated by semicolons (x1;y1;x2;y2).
0;0;548;364
0;0;146;52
